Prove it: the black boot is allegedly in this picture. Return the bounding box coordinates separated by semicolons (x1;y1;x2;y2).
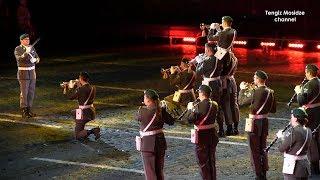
21;108;31;118
226;125;233;136
311;161;320;175
26;107;36;117
88;127;101;140
233;122;239;135
218;130;225;137
255;171;267;180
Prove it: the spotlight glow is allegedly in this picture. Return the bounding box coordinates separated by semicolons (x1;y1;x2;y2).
182;37;196;42
260;42;276;47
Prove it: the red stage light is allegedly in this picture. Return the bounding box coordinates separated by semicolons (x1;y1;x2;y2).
260;42;275;47
233;40;247;45
288;43;304;48
182;37;196;42
317;45;320;49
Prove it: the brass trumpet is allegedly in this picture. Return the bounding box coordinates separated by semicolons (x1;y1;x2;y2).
200;23;210;29
160;66;180;79
240;81;257;97
60;79;79;94
240;81;256;90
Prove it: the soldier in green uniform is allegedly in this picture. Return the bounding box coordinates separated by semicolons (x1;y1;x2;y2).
64;72;100;140
183;85;219;180
238;70;277;180
277;108;312;180
196;43;225;137
135;89;175;180
295;64;320;175
163;58;196;118
208;16;239;136
14;33;40;118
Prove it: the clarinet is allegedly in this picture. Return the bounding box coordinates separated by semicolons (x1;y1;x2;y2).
312;123;320;135
265;123;291;153
177;99;200;120
287;78;308;107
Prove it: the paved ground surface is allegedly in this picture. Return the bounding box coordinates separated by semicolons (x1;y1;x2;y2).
1;44;320;179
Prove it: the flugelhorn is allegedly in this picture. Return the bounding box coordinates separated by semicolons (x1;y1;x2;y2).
60;79;79;94
161;66;181;79
240;81;256;90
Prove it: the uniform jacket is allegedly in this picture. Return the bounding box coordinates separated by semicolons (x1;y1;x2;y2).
135;106;175;152
239;85;276;115
14;44;39;80
239;86;276;135
67;83;96;120
196;55;223;93
278;125;312;177
184;99;219;145
297;77;320;130
207;28;236;49
208;28;237;77
169;69;196;105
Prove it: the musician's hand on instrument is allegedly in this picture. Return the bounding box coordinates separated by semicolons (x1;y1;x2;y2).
61;82;68;88
187;102;194;110
36;58;40;63
240;81;247;90
294;85;302;94
170;66;176;74
210;23;219;29
160;100;167;108
25;46;31;54
30;58;37;63
209;23;215;29
276;130;284;139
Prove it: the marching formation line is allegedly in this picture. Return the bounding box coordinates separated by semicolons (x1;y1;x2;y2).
31;157;144;174
0;112;291;123
0;116;280;148
0;117;278;150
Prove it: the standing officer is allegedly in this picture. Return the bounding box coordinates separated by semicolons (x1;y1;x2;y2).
277;108;312;180
14;33;40;118
208;16;239;136
295;64;320;175
64;72;100;140
196;43;225;137
238;70;276;180
183;85;219;180
135;89;175;180
163;58;196;118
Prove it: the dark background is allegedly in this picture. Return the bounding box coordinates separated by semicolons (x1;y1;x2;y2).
0;0;319;63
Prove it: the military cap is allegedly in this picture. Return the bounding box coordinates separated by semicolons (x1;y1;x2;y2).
255;70;268;80
222;16;233;23
79;72;90;81
144;89;159;100
19;33;29;40
205;42;216;51
306;64;319;73
292;107;308;119
198;85;212;95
